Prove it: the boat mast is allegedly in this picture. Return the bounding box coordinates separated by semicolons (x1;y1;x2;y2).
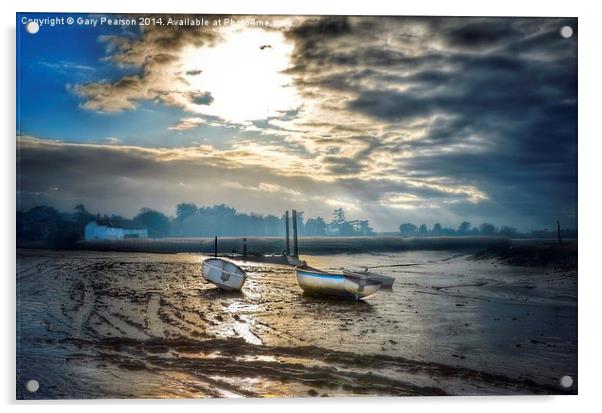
292;209;299;257
285;210;291;255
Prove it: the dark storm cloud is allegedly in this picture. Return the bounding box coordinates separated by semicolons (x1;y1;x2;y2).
281;16;577;228
445;20;521;48
400;150;575;200
285;16;354;44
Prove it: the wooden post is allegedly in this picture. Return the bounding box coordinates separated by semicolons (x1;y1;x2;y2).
214;236;218;257
243;237;247;257
285;210;290;255
557;221;562;245
292;209;299;257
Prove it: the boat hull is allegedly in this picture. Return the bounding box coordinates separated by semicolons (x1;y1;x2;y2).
202;258;247;291
296;268;381;300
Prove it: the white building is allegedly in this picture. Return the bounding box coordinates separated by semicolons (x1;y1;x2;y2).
84;220;148;241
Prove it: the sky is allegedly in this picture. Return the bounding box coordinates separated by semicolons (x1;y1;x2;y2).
16;13;578;231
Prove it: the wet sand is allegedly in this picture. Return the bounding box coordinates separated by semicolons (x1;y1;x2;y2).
16;249;577;399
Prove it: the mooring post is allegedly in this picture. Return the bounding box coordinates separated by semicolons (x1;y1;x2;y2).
285;210;290;255
243;237;247;257
557;220;562;245
292;209;299;257
214;236;218;257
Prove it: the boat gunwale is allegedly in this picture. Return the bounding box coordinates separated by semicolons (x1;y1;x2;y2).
296;269;345;280
202;258;246;278
342;270;395;282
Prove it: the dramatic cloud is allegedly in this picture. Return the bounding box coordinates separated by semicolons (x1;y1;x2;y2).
73;17;299;122
21;15;578;230
18;136;498;229
278;16;577;228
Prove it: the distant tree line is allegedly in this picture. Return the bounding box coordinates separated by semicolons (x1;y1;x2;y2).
16;203;577;249
17;205;80;248
16;203;375;247
171;205;373;237
398;221;577;239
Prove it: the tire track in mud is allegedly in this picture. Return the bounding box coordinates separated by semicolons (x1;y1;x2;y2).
60;336;569;397
69;279;96;339
154;299;210;339
146;295;165;338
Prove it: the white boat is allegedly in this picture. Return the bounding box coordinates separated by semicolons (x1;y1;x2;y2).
296;266;382;300
343;269;396;289
201;258;247;291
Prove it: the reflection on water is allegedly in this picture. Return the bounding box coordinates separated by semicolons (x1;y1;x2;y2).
17;249;577;399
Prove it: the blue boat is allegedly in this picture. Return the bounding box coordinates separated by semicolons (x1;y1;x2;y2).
295;266;382;300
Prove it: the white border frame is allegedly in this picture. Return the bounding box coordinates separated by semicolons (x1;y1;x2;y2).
3;1;600;412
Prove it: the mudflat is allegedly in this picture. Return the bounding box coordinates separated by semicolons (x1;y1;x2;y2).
17;247;577;399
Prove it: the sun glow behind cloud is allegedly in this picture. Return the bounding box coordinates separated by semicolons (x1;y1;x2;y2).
39;16;577;230
181;27;299;123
